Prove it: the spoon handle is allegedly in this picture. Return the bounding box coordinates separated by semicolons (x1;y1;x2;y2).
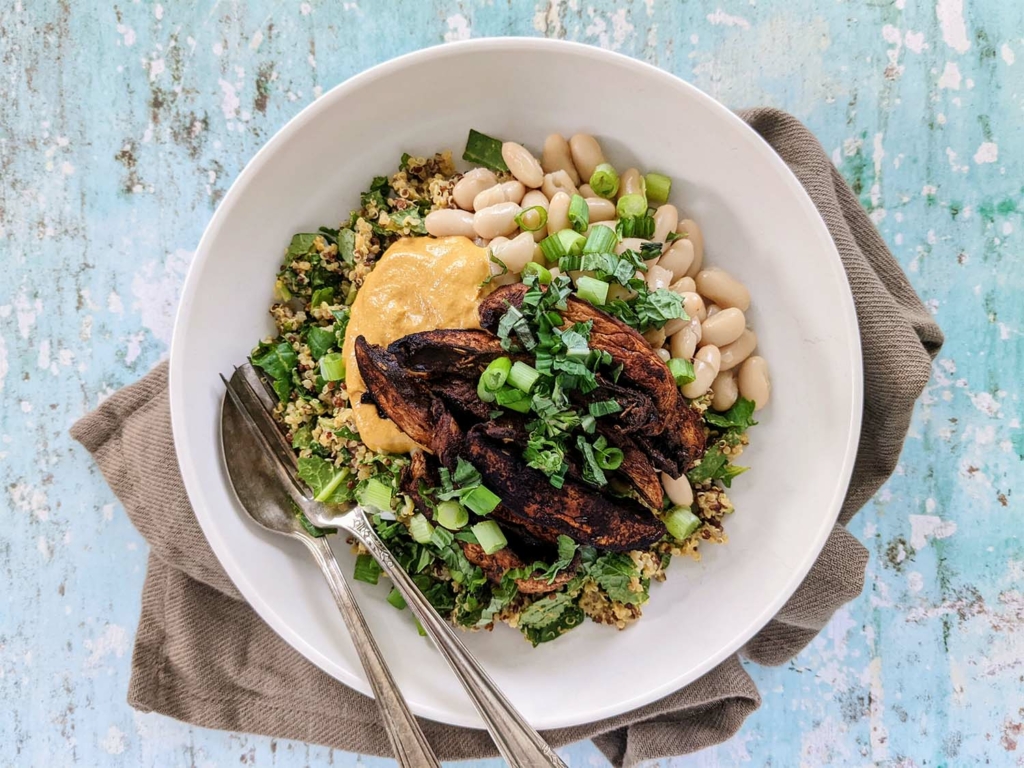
298;533;441;768
341;509;567;768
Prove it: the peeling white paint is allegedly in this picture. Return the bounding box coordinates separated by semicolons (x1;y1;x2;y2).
9;482;50;521
938;61;961;89
1001;43;1015;65
0;333;7;394
218;79;240;119
108;291;124;315
100;725;127;755
443;13;471;42
130;250;192;346
969;391;1001;417
904;31;926;54
936;0;970;54
973;142;998;164
909;514;958;549
84;624;129;669
706;9;751;29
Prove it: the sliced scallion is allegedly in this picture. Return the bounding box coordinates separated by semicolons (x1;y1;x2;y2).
539;228;586;263
522;261;553;284
583;223;618;254
477;356;512;402
357;477;393;511
472;520;508;554
319;352;346;382
616;193;648;219
567;194;590;233
595;446;624;470
589;163;620;199
645;172;672;204
495;386;532;413
353;554;382;584
436;500;469;530
408;513;435;545
667;357;696;386
386;588;407;610
515;205;548;232
576;275;610;306
508;361;541;393
463;485;502;516
664;505;701;541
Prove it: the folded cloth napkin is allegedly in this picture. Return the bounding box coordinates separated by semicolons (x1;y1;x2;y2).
71;108;942;767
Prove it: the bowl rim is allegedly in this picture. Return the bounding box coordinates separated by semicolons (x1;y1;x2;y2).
169;36;863;729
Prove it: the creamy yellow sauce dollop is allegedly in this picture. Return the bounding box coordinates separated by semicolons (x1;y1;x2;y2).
343;236;494;454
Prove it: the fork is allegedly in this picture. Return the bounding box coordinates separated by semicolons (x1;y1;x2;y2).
222;363;567;768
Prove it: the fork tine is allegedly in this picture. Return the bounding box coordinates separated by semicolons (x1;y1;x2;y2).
224;368;310;503
240;360;280;413
236;363;302;471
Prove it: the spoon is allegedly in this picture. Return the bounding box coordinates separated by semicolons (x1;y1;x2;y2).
221;363;566;768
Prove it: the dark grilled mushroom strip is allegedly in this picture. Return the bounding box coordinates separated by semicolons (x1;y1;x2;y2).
461;542;579;595
463;424;666;551
596;428;665;510
354;336;439;450
435;377;495;422
388;329;521;379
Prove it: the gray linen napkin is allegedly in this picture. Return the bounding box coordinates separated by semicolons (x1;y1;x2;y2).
71;108;942;767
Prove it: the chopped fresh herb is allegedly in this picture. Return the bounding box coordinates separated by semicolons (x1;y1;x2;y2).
666;357;696;386
297;456;353;504
251;341;297;401
480;253;509;287
309;286;334;309
704;397;759;432
518;592;585;646
616;215;656;239
298;512;332;538
336;228;356;265
588;400;622;418
463;129;509;172
306;325;336;361
286;233;319;261
587;552;648;606
353;554;382;585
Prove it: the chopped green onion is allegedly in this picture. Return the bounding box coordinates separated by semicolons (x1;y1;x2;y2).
495;386;532;413
589;163;620;199
645;172;672;205
595;446;624;470
353;554;382;584
540;228;586;263
319;352;346;382
357;477;393;511
667;357;696;386
408;513;435;545
508;361;541;393
477;356;512;402
583;224;618;254
463;129;508;172
515;205;548;232
386;588;407;610
617;215;656;239
522;261;553;284
576;275;610;306
415;618;427;637
588;400;622;417
567;194;590;233
472;520;508;554
664;505;701;541
463;485;502;516
617;193;648;219
436;500;469;530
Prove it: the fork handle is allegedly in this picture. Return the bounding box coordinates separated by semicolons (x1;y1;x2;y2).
298;533;441;768
341;511;567;768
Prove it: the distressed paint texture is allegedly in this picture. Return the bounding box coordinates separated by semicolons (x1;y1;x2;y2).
1;1;1021;766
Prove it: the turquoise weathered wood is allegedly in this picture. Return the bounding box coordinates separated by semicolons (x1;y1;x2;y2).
1;1;1021;765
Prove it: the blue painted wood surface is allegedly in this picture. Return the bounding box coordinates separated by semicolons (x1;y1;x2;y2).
1;1;1021;765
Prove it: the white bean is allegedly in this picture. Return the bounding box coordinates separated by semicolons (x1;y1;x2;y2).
472;180;525;212
452;168;498;211
695;268;750;311
643;327;666;348
679;219;705;277
656;348;671;362
653;204;679;243
659;239;694;281
547;191;571;234
738;356;771;410
646;264;673;291
541;133;580;185
521;189;550;242
719;329;757;371
681;345;721;399
661;472;693;507
586;197;616;222
569;133;605;181
710;369;739;411
491;231;536;273
542;170;578;200
616;237;650;255
501;141;544;189
578;183;595;197
617;168;644;200
425;208;476;238
681;291;707;322
669;276;696;295
473;202;522;240
706;303;721;318
548;266;561;279
669;316;702;360
700;307;746;347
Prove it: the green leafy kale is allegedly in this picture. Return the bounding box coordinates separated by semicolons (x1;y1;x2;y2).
297;456;354;504
305;325;336;361
286;233;319;261
704;397;758;432
518;592;586;646
686;443;749;488
251;341;298;401
587;552;648;606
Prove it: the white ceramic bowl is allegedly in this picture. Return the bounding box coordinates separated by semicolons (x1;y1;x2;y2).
170;38;861;729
